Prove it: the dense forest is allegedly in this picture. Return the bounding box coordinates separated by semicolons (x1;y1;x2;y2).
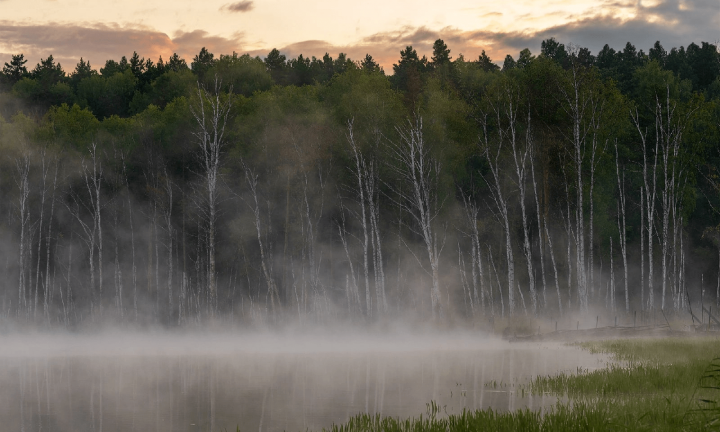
1;37;719;328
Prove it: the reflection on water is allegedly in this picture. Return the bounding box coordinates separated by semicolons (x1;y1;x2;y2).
0;332;609;431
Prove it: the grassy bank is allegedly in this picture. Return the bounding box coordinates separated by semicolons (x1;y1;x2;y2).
323;337;720;431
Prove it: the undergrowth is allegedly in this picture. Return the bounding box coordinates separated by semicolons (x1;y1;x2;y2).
322;337;720;432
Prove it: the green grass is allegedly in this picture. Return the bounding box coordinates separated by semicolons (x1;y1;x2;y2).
322;337;720;431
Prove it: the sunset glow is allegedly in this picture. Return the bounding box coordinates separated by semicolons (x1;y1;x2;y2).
0;0;717;71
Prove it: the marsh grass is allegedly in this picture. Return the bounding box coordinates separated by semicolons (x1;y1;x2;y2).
323;337;720;431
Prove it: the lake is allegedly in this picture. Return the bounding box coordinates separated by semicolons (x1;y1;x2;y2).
0;330;610;431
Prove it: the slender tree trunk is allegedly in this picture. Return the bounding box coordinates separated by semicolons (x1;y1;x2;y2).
113;208;123;319
479;112;515;316
337;202;360;313
164;173;174;322
544;220;562;317
510;110;535;314
615;144;629;313
243;163;279;315
488;245;504;318
121;154;138;322
391;117;443;319
346;121;372;317
531;151;547;309
366;162;386;314
610;236;615;313
633;108;659;312
458;243;473;316
641;187;645;311
34;151;48;319
44;158;58;322
16;153;30;316
190;77;232;314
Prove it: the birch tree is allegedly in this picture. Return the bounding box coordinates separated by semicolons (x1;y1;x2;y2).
346;120;372;316
654;85;696;310
15;152;31;316
634;112;659;312
388;117;444;318
487;78;537;314
190;76;232;311
162;168;174;319
556;60;607;312
478;96;516;316
33;150;49;319
67;143;104;317
43;156;58;321
615;143;629;313
241;162;280;315
460;192;484;315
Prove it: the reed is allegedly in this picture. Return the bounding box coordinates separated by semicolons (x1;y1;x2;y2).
322;337;720;432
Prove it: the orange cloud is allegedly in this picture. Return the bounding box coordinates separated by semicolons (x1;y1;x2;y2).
0;22;245;72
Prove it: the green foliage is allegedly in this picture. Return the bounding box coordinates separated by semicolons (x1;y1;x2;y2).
77;69;138;118
2;54;29;85
325;338;720;432
205;53;273;96
44;103;99;149
1;39;720;325
191;47;216;79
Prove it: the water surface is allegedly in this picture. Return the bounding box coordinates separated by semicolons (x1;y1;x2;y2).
0;331;610;431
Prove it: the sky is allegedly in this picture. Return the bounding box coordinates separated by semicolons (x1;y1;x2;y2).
0;0;718;73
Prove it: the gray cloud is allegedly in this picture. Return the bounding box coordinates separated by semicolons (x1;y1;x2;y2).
493;0;720;57
0;22;244;71
172;29;245;58
1;0;718;75
333;0;720;70
222;1;254;13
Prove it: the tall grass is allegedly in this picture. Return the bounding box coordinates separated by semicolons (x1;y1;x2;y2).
323;337;720;432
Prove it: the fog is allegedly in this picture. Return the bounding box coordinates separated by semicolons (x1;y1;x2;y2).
1;37;720;431
0;330;612;431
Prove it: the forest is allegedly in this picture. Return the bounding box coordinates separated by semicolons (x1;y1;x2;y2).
0;37;719;328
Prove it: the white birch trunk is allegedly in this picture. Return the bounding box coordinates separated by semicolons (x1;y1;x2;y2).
34;151;48;319
164;171;173;319
190;76;232;312
390;117;443;319
544;220;562;316
510;108;535;314
16;153;30;316
479;112;515;315
615;144;629;313
242;163;279;314
530;151;547;309
633;109;659;312
346;121;372;317
43;158;58;322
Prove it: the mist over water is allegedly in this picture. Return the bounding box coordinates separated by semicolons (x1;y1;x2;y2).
0;331;611;431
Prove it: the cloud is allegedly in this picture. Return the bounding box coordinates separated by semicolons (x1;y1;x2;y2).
495;0;720;55
172;29;246;59
0;22;244;71
264;26;513;73
1;0;717;75
222;1;254;13
301;0;720;71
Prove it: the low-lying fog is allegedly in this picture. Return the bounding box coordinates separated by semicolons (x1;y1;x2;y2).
0;330;611;431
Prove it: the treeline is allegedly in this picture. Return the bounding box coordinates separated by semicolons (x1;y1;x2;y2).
0;37;719;328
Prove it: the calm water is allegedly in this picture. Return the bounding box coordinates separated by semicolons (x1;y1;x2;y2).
0;331;610;431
